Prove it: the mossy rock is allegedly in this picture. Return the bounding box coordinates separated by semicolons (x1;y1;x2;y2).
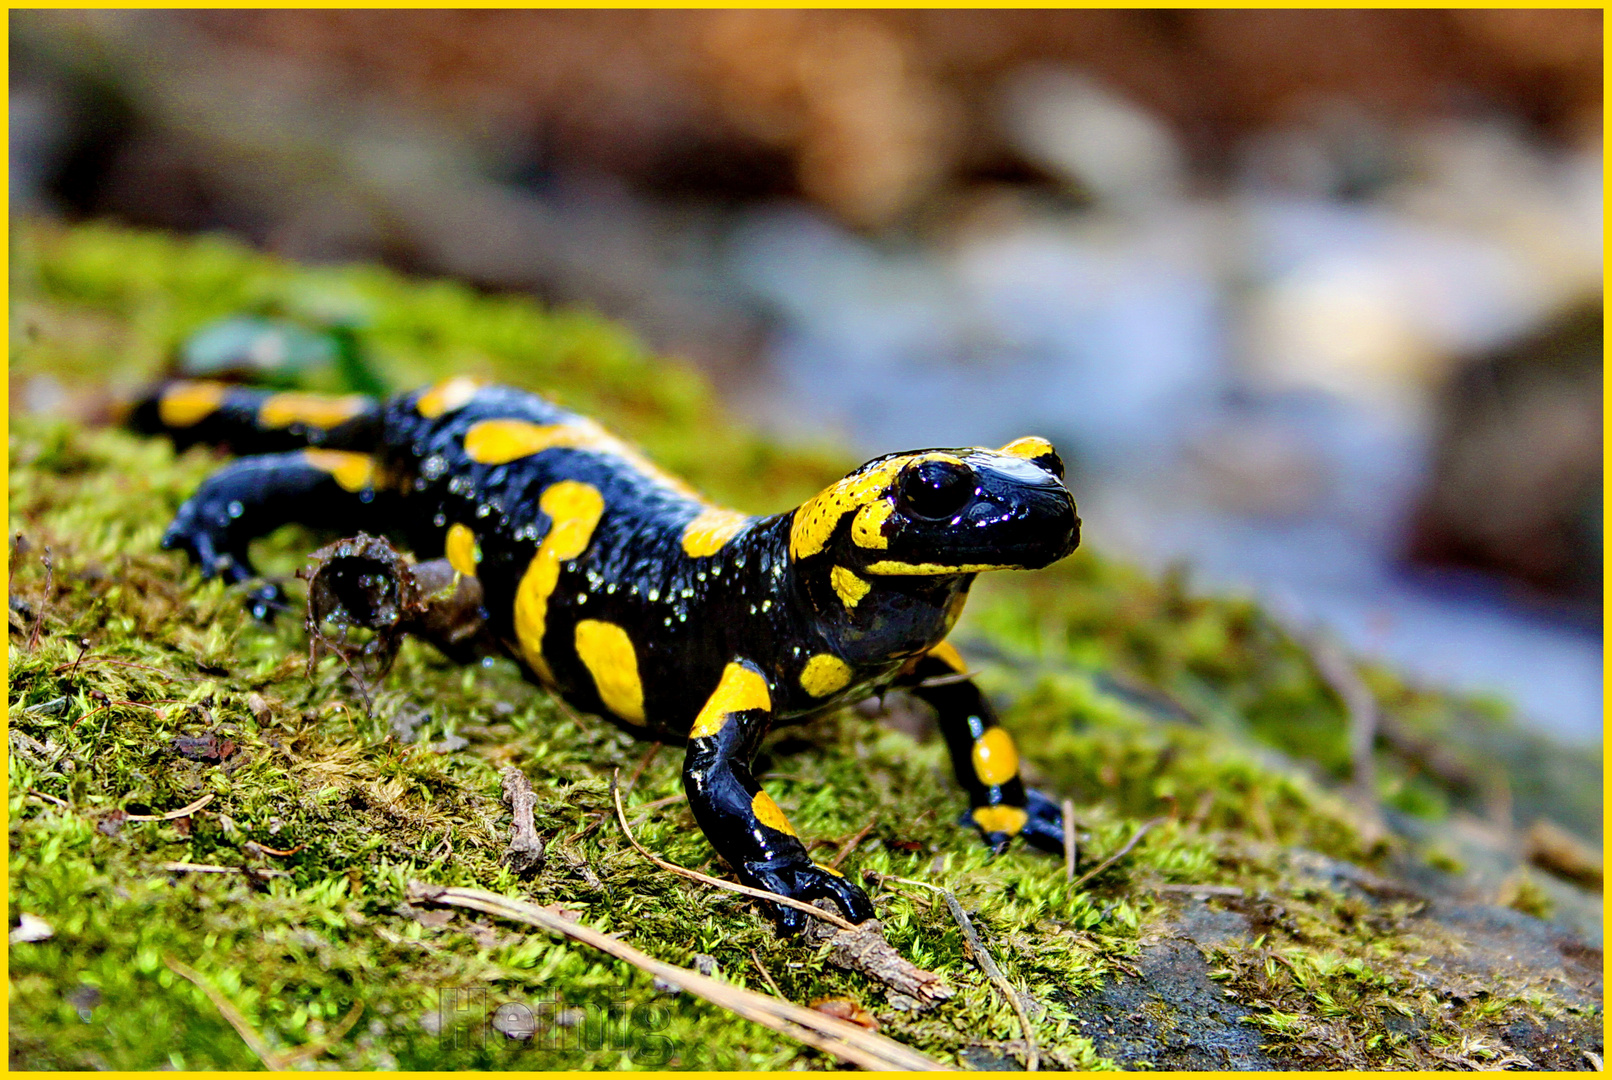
8;220;1601;1070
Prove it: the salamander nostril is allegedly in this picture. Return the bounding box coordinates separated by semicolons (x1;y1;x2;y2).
898;460;976;520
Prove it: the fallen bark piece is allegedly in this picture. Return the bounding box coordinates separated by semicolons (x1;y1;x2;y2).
499;767;545;875
406;880;951;1071
811;997;878;1030
805;915;953;1010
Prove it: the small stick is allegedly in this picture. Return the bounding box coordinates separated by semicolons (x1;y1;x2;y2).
27;789;69;808
499;766;545;875
125;792;215;821
610;771;857;932
886;875;1038;1071
750;946;788;999
1069;817;1165;892
828;817;878;870
1061;798;1076;883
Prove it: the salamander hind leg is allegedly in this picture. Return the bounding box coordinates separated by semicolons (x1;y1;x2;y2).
681;661;875;933
904;642;1066;856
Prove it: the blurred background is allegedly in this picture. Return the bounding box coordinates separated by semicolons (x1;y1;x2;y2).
11;9;1602;744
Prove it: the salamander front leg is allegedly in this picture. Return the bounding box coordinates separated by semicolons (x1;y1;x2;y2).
682;661;875;933
904;642;1065;855
163;450;384;620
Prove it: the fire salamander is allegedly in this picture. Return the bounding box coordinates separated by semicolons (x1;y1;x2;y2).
133;376;1081;931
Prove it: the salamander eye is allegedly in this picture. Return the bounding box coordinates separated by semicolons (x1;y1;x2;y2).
897;460;975;520
1036;449;1066;480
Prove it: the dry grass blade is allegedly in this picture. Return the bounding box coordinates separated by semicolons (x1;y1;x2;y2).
273;999;365;1068
125;792;214;821
164;956;281;1070
609;771;857;932
166;956;363;1069
406;881;949;1071
1070;816;1165;892
1061;798;1076;882
158;861;289;878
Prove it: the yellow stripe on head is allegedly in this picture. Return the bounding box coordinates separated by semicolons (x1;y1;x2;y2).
799;654;853;698
158;381;228;428
689;662;771;739
444;522;480;575
302;449;376;493
850;500;894;549
789;452;959;560
574;619;645;723
259;392;370;430
829;565;871;608
417;376;483;418
514;481;605;682
681;507;753;557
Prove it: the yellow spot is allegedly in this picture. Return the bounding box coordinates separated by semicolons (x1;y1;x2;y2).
417;376;483;418
463;417;701;499
927;641;968;674
800;654;853;698
302;449;375;492
689;662;771;739
514;481;605;682
972;805;1028;836
815;862;845;877
830;565;871;609
789;453;960;560
999;436;1055;460
157;381;228;428
850;499;894;549
259;392;370;430
751;791;797;836
681;507;753;557
864;560;1020;575
971;728;1020;787
573;619;645;724
444;523;480;575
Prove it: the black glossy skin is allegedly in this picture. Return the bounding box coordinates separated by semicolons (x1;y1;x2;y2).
135;377;1081;931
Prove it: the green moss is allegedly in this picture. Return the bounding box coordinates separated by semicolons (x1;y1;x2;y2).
8;220;1595;1070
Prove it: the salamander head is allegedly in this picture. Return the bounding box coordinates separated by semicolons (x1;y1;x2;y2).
789;436;1080;579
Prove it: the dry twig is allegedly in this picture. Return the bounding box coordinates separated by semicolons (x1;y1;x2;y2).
406;881;948;1070
498;766;545;875
885;875;1038;1070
